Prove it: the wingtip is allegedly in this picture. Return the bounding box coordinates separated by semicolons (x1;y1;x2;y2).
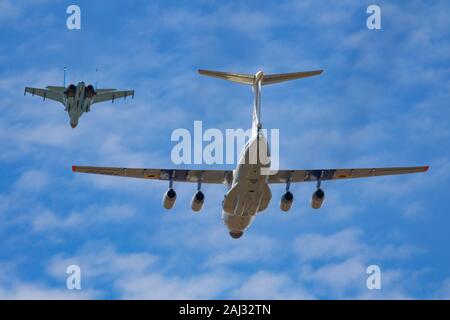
312;69;324;75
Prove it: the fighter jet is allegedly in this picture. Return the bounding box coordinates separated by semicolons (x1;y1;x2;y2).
24;71;134;128
72;69;428;239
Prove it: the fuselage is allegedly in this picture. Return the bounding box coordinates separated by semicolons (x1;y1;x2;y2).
64;82;95;128
222;130;272;238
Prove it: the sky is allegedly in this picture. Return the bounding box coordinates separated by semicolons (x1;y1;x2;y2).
0;0;449;299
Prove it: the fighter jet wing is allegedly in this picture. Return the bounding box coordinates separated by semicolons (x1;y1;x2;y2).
95;89;117;93
267;166;429;183
46;86;66;92
24;87;64;103
72;166;233;185
92;90;135;104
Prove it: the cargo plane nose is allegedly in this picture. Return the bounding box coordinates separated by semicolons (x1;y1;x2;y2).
229;231;244;239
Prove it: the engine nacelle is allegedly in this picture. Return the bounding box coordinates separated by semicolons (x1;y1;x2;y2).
162;188;176;209
85;85;96;98
66;84;76;98
311;189;325;209
280;191;294;212
191;191;205;212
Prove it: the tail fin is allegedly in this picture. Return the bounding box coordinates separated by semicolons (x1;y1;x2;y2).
198;69;323;85
198;70;254;84
63;67;67;87
199;69;323;135
95;67;98;91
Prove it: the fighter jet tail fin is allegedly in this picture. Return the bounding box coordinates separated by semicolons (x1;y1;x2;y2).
198;69;323;85
63;67;67;87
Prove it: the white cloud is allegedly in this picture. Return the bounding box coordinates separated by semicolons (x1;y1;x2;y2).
295;228;421;262
435;278;450;300
48;246;235;299
0;282;95;300
203;233;279;268
116;272;235;299
13;170;49;193
302;258;366;295
295;229;365;262
32;209;83;231
48;246;158;280
0;259;96;299
0;0;19;21
32;204;137;232
232;271;314;300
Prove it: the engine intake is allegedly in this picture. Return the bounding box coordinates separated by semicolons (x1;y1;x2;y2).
280;191;294;212
311;189;325;209
191;191;205;212
162;188;177;209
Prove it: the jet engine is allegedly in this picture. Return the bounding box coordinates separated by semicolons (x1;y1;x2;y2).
280;191;294;212
65;84;76;98
85;85;96;98
190;191;205;212
311;189;325;209
162;188;177;209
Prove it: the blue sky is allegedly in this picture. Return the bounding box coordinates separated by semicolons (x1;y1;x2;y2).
0;0;449;299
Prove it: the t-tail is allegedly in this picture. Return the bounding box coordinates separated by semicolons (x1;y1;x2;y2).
198;69;323;135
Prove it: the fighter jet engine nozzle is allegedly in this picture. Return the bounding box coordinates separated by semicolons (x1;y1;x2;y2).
280;191;294;212
85;85;96;98
66;84;76;98
311;189;325;209
191;191;205;212
162;188;177;209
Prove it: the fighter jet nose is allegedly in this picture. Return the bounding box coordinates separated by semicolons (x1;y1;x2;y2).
70;122;77;128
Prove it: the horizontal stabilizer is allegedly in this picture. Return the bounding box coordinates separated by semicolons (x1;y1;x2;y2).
198;69;323;85
198;70;254;84
262;70;323;85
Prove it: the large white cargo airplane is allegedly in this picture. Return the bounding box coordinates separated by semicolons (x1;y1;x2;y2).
24;69;134;128
72;69;428;239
